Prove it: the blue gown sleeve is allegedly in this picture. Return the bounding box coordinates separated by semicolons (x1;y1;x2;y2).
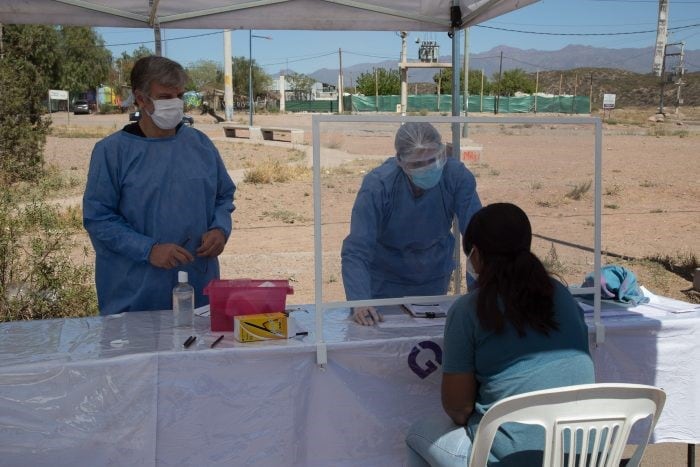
83;140;157;263
341;174;384;301
206;146;235;239
452;161;482;234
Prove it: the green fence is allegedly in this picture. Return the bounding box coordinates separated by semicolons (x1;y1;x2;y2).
285;95;590;114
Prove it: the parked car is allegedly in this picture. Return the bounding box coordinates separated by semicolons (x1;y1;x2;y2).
128;110;194;126
73;100;90;115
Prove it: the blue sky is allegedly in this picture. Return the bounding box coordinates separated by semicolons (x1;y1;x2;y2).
96;0;700;75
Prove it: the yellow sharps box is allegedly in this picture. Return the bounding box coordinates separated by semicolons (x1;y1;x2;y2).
233;312;290;342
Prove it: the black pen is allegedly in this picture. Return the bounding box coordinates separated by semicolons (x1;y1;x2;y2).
184;336;196;348
210;335;224;348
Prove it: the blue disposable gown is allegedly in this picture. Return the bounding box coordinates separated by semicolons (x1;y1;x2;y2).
83;126;236;315
341;157;481;301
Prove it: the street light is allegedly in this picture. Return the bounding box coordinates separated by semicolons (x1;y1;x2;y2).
249;30;272;126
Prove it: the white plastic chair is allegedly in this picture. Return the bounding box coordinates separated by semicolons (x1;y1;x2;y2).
468;383;666;467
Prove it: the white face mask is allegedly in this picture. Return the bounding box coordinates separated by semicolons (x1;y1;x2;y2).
467;248;479;280
145;96;184;130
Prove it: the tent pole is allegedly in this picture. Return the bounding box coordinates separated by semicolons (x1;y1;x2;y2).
450;2;462;295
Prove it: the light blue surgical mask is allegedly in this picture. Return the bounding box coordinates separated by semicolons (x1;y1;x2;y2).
408;161;444;190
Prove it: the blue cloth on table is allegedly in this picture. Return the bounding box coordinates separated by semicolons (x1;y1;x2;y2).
582;265;649;305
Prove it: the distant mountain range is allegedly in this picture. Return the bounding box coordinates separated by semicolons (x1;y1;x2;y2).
301;45;699;86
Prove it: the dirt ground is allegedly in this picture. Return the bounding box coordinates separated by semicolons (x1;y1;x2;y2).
45;108;700;306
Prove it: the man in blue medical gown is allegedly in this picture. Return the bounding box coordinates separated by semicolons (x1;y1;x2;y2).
83;56;235;315
341;122;481;325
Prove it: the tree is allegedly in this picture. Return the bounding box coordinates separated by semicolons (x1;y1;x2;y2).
493;68;535;96
114;46;153;88
230;56;271;99
0;25;59;183
57;27;112;97
355;68;400;96
286;72;315;100
186;60;223;91
433;69;491;95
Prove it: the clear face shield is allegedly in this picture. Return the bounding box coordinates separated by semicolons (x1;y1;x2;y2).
396;144;447;173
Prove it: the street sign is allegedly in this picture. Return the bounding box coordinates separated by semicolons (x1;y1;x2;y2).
49;89;69;100
603;94;616;110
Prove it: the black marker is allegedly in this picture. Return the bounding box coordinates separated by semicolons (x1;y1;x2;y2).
210;335;224;348
184;336;196;348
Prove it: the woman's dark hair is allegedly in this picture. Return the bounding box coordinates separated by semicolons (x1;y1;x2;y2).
463;202;558;337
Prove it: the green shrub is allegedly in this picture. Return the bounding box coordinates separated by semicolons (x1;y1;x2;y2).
0;186;98;322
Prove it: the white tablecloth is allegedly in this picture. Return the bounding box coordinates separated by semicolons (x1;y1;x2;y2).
0;296;698;466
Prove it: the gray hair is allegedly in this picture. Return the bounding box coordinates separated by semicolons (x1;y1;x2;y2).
130;56;188;95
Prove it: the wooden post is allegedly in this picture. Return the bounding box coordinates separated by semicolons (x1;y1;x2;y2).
589;72;593;114
534;70;539;114
374;68;378;112
480;69;484;112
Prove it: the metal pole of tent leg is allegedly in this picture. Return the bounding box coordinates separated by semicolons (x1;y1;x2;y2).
688;444;695;467
450;10;462;295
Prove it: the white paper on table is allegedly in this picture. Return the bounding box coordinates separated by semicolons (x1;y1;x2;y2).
640;286;700;314
194;304;210;317
376;313;446;328
403;303;451;318
577;300;641;319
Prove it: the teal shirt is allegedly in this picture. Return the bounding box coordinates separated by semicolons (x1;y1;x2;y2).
443;279;594;465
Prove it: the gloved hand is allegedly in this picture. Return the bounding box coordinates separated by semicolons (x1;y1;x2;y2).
352;306;383;326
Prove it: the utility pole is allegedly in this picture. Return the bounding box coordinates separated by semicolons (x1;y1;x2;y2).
675;42;686;114
338;48;343;114
480;69;484;112
534;70;539;114
572;73;578;113
495;50;503;115
462;27;469;137
149;0;162;56
374;67;378;112
559;73;563;96
399;31;408;116
249;30;253;125
589;72;593;114
223;30;233;121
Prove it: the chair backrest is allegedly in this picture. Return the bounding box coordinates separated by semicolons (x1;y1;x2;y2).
468;383;666;467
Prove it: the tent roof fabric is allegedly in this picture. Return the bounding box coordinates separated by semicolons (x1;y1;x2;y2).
0;0;538;31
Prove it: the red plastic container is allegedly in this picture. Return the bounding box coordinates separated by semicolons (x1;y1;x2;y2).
203;279;294;332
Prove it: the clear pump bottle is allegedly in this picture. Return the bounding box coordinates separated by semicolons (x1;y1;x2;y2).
173;271;194;327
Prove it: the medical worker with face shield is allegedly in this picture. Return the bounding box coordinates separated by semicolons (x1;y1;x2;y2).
341;122;481;325
83;56;235;315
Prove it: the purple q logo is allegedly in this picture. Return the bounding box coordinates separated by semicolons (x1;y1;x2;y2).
408;340;443;379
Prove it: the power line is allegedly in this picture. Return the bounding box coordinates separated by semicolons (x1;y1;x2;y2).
475;23;700;36
104;30;222;47
260;51;337;67
344;50;397;60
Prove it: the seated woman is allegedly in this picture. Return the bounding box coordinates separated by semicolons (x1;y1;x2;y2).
405;202;594;466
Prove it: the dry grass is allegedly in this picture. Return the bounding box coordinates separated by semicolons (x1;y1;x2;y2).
50;126;116;138
243;159;310;184
564;180;592;200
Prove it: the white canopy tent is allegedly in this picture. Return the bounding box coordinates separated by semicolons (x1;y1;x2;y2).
1;0;605;354
0;0;537;31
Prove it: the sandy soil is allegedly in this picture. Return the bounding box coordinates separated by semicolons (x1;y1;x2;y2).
45;109;700;305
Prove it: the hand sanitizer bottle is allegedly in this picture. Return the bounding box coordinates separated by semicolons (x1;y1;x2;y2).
173;271;194;327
